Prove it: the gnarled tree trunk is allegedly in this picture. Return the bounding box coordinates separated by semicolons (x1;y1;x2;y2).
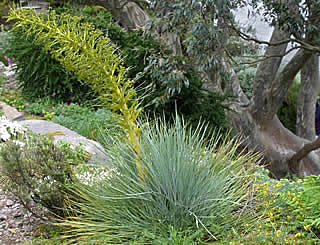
296;55;319;141
105;1;320;178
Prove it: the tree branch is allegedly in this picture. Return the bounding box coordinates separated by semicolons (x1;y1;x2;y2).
234;46;301;65
289;136;320;173
232;24;320;53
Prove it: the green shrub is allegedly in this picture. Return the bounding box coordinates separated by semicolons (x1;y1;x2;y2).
4;28;95;102
286;175;320;231
0;89;27;111
248;168;319;243
277;78;300;133
57;116;258;243
238;66;256;99
0;134;88;217
148;73;231;134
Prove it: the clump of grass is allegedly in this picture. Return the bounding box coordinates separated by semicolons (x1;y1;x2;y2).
57;115;259;243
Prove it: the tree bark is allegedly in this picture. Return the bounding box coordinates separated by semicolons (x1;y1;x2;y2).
249;27;289;125
98;0;182;55
296;55;320;140
288;136;320;174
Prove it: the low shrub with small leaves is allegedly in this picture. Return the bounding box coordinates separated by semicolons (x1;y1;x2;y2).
0;115;25;141
241;168;320;244
0;134;88;217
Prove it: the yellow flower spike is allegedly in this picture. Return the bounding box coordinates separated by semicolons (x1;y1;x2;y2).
8;8;145;182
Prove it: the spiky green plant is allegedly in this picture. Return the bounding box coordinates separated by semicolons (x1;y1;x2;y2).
8;8;144;177
57;116;259;243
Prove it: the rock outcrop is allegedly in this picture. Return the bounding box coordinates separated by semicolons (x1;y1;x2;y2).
18;119;111;166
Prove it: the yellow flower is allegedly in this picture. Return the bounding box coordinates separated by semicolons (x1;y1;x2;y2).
304;225;311;230
276;182;282;188
295;232;302;238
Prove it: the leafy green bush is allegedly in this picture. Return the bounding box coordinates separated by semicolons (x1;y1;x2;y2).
238;66;256;99
0;89;27;111
286;175;320;231
4;28;95;102
25;99;88;117
277;78;300;133
58;116;257;243
0;134;88;217
149;74;231;134
248;168;320;243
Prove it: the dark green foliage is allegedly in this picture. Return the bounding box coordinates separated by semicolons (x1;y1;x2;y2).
4;28;95;102
148;69;231;134
277;79;300;133
237;67;256;99
253;167;320;242
0;135;87;217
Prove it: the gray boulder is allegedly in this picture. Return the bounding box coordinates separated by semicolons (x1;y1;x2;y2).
18;120;111;166
0;102;25;121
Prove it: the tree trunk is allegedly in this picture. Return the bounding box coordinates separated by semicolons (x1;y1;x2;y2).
98;0;182;55
106;2;320;178
296;55;320;140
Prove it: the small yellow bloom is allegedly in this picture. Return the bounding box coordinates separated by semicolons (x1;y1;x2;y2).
276;182;282;188
304;225;311;230
295;232;302;238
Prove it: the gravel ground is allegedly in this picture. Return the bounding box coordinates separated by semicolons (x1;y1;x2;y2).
0;188;45;244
